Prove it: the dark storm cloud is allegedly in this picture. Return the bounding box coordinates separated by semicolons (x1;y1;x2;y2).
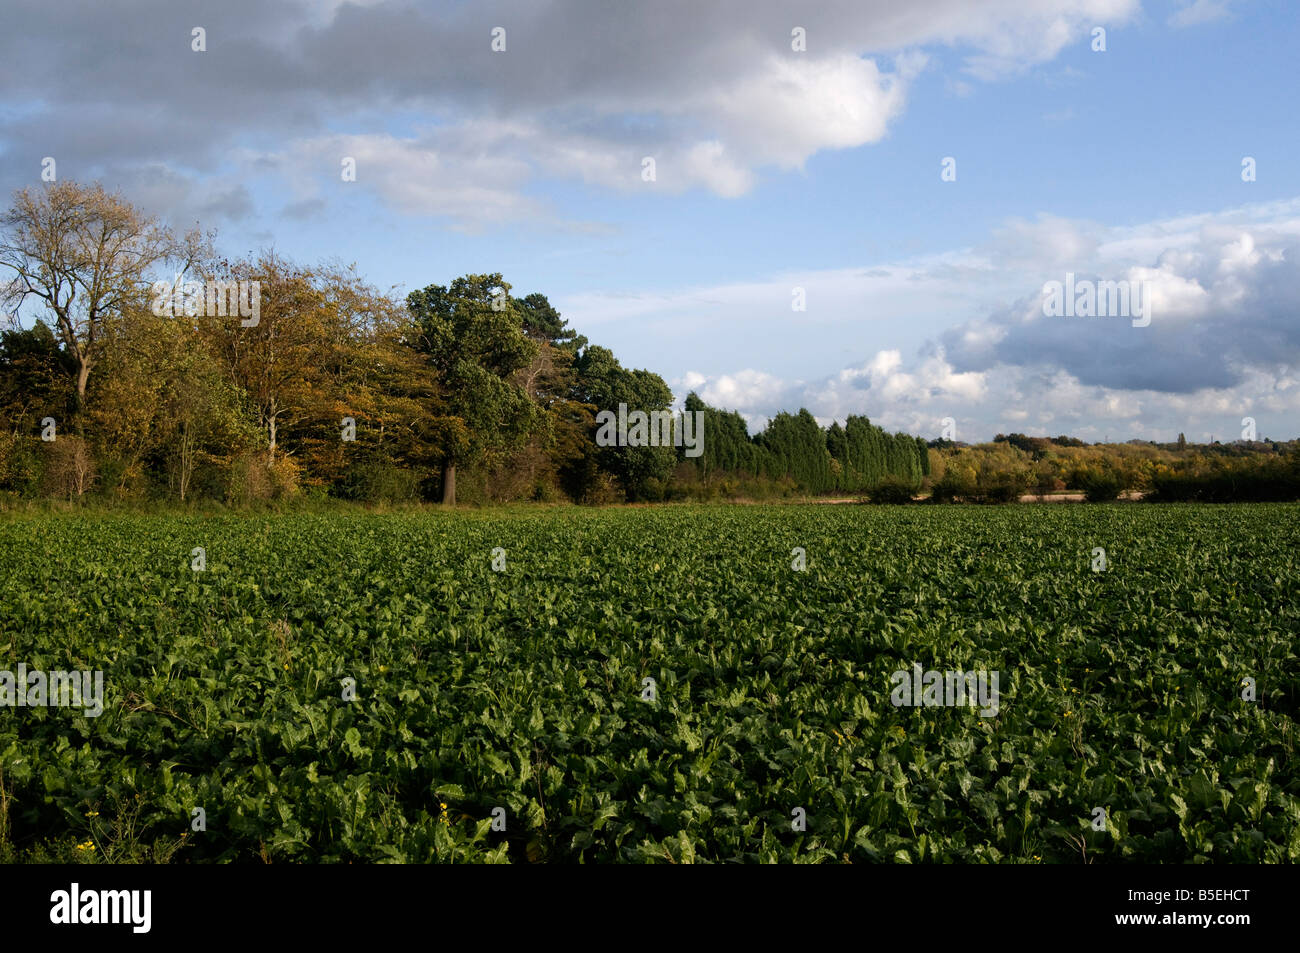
942;239;1300;394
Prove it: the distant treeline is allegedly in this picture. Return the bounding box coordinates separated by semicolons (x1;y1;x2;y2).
1;181;1296;507
924;433;1300;504
682;398;927;497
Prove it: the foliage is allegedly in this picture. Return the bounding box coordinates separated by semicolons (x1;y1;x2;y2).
571;346;675;501
1076;467;1127;503
3;182;1298;509
405;274;540;504
1146;451;1300;503
0;181;193;407
1;504;1296;863
865;476;917;504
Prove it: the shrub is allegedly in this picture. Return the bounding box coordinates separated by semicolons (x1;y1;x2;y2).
41;436;96;499
866;476;916;504
267;455;300;500
0;434;42;497
334;462;423;503
979;470;1030;503
226;452;273;504
930;468;977;502
580;472;621;506
1145;455;1300;502
1077;468;1125;502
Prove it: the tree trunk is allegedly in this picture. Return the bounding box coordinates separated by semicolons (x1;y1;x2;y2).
179;422;194;503
76;360;91;402
74;358;92;434
441;461;456;505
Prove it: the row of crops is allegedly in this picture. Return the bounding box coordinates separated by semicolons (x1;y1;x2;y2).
1;503;1297;862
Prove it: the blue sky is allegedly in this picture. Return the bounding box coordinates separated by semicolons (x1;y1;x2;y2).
2;0;1298;441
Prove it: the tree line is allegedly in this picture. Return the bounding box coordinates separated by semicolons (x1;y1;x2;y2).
4;181;1295;508
924;433;1300;503
1;181;931;506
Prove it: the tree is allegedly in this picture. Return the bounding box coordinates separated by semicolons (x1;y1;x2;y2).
79;303;255;500
0;322;75;434
0;181;188;412
757;409;833;492
159;342;252;502
572;345;676;501
516;292;586;352
81;308;175;494
406;274;540;504
198;253;336;467
826;422;849;490
272;263;444;491
329;285;451;502
0;323;75;493
487;293;595;502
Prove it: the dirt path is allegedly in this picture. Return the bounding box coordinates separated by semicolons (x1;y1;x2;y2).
808;491;1145;504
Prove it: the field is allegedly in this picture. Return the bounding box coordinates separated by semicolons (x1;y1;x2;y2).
1;503;1298;863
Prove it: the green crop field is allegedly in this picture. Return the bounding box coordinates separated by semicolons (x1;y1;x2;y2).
1;503;1297;863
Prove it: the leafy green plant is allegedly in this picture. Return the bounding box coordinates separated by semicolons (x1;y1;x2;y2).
1;504;1297;863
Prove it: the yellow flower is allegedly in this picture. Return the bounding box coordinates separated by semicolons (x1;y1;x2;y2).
379;665;388;673
1064;711;1073;718
85;810;99;818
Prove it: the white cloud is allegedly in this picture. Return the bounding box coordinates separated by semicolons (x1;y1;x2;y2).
1169;0;1237;28
692;53;914;171
600;196;1300;441
690;368;788;411
0;0;1140;225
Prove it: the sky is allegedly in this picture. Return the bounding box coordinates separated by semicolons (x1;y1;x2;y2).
2;0;1297;442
